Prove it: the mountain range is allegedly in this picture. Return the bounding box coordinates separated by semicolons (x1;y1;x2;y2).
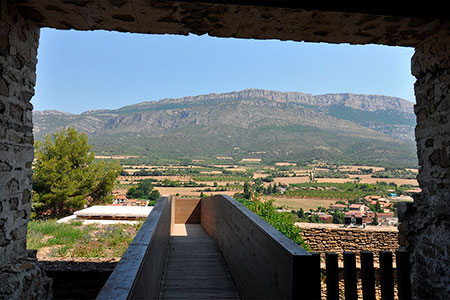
33;89;418;167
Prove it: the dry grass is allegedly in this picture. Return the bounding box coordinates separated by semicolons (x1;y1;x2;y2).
348;174;418;185
240;158;262;162
271;174;418;186
157;187;236;197
275;162;297;166
337;165;385;172
314;167;330;171
95;155;140;159
253;173;271;178
274;177;310;184
118;175;192;184
263;196;337;211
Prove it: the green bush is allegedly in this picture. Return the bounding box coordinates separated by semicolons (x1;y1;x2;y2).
237;198;310;251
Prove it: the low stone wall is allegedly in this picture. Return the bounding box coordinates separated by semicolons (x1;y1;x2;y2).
297;223;399;264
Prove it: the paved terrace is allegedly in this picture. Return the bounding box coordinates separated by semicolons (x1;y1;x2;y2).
96;195;315;299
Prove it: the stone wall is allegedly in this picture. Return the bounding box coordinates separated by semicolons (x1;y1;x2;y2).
0;1;51;298
401;30;450;299
297;223;399;264
13;0;450;47
298;223;400;299
0;0;448;298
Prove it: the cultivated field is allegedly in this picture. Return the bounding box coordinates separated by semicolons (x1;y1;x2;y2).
264;196;338;211
115;161;419;211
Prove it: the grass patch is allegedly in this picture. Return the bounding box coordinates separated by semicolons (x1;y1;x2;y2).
27;220;142;259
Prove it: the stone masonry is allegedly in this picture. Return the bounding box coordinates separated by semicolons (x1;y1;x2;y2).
0;0;449;298
399;30;450;299
297;223;399;264
0;1;51;298
298;223;400;300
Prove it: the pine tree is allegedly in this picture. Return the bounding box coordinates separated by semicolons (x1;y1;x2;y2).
32;128;121;219
272;184;277;194
243;181;251;199
267;184;273;195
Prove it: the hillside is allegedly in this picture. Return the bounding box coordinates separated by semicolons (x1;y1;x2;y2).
33;89;417;167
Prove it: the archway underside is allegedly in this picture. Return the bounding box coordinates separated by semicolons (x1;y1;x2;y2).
15;0;450;47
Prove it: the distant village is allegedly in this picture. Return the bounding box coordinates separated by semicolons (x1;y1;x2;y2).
275;184;419;227
105;183;419;228
110;195;150;207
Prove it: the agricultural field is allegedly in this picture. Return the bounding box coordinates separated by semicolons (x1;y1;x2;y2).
114;160;419;211
27;160;418;259
263;196;338;211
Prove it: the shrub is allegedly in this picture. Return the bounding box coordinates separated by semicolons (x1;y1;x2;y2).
238;198;310;251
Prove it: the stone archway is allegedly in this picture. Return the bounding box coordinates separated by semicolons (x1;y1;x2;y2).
1;1;449;298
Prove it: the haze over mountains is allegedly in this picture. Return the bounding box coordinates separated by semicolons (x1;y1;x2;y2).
33;89;417;167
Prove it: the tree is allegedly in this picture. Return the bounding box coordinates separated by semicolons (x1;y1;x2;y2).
253;178;264;194
149;189;161;201
262;175;274;182
243;181;251;199
127;179;161;201
375;201;382;213
310;214;321;223
297;208;305;219
32;128;121;219
272;184;278;194
266;184;273;195
317;206;327;212
332;210;345;224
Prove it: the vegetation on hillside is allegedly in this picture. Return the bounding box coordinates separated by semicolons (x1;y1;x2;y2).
33;89;418;168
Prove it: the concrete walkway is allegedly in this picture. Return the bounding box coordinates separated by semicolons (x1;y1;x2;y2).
159;224;240;299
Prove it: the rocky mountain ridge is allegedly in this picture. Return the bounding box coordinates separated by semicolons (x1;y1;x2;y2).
33;89;417;167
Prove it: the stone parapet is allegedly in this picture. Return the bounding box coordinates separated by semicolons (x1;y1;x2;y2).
296;223;399;264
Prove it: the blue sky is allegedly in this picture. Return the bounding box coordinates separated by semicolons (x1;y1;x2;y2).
33;28;416;114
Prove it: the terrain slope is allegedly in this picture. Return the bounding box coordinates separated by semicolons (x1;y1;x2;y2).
33;89;417;167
